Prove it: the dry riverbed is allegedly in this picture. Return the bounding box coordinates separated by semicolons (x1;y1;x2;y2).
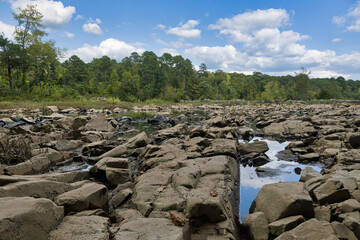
0;103;359;240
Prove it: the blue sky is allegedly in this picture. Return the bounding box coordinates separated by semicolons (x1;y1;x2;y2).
0;0;360;79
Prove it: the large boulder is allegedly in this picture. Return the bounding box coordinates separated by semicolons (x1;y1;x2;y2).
243;212;269;240
250;182;313;222
263;120;316;138
0;197;64;240
49;215;109;240
275;218;338;240
312;178;351;204
56;182;108;213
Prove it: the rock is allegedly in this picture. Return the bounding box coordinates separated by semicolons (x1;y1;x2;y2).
268;215;305;237
249;182;313;223
109;188;133;210
343;214;360;239
0;180;77;201
202;139;237;158
336;150;360;165
154;123;189;142
114;218;188;240
338;199;360;213
299;152;320;161
346;132;360;149
275;218;338;240
312;178;351;204
49;215;109;240
105;168;131;186
56;182;108;213
125;131;149;149
98;145;128;159
331;221;357;240
263;120;316;138
243;212;269;240
0;197;64;240
314;206;331;222
300;167;322;182
85;114;115;132
238;141;269;154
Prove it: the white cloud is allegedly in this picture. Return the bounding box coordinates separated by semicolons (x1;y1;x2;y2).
333;1;360;32
66;38;145;62
332;38;343;43
156;38;192;48
75;15;84;21
156;24;166;30
83;23;103;35
64;31;74;38
159;48;179;56
166;20;201;38
209;8;289;42
0;21;15;40
10;0;75;28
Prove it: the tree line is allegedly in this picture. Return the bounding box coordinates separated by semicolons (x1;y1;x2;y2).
1;5;360;102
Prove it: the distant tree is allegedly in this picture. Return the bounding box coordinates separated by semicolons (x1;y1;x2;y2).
295;67;311;100
62;55;88;86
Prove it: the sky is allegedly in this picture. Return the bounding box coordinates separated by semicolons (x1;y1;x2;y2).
0;0;360;79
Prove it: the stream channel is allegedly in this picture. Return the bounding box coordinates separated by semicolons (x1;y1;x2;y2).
239;137;323;222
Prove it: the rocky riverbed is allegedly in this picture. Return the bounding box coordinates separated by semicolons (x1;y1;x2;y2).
0;102;359;240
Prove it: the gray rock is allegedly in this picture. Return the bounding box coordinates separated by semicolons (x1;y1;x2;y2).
299;152;320;161
268;215;305;237
49;215;109;240
300;167;322;182
313;178;351;204
243;212;269;240
114;218;188;240
238;141;269;154
250;182;313;222
343;215;360;239
314;206;331;222
338;199;360;213
56;182;108;213
275;218;338;240
125;131;149;149
331;221;357;240
202;139;237;158
0;197;64;240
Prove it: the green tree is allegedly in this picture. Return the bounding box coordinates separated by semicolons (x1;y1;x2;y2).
0;34;22;91
295;67;310;100
62;55;88;86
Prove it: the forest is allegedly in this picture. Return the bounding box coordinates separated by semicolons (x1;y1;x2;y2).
1;5;360;103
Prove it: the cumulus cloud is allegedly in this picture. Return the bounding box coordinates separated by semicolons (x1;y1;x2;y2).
333;1;360;32
10;0;75;28
65;38;145;62
209;8;290;42
156;24;166;30
83;23;102;35
0;21;15;40
166;20;201;38
75;15;84;21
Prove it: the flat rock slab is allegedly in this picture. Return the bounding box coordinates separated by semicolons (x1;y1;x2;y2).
56;182;108;213
114;218;187;240
268;215;305;237
275;219;338;240
0;197;64;240
49;215;109;240
238;141;269;154
250;182;313;223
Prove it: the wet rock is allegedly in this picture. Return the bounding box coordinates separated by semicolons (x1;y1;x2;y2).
114;218;188;240
250;182;313;222
275;218;338;240
49;215;109;240
338;199;360;213
312;178;351;204
268;215;305;237
331;221;357;240
56;182;108;213
238;141;269;155
243;212;269;240
300;167;322;182
0;197;64;240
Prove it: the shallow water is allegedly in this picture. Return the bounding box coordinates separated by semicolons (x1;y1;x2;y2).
239;137;323;222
